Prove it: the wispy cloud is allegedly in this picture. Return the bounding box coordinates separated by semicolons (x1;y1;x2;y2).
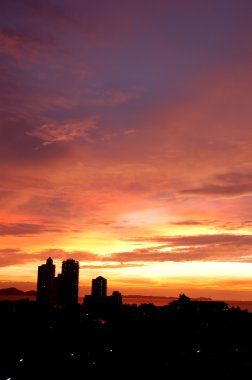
0;27;56;62
26;119;97;146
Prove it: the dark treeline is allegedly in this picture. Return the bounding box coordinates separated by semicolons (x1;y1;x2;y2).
1;295;252;380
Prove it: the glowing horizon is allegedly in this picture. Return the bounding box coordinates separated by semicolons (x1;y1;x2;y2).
1;0;252;300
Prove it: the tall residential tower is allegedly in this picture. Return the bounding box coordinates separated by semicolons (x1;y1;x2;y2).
37;257;55;305
36;257;79;306
61;259;79;305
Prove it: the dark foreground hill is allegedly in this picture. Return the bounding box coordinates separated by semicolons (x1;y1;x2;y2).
0;296;251;380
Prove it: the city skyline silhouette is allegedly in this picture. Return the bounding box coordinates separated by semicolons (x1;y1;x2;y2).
2;1;252;377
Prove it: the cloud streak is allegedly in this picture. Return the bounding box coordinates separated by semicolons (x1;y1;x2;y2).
110;234;252;263
2;232;252;268
181;171;252;199
182;184;252;199
0;223;61;236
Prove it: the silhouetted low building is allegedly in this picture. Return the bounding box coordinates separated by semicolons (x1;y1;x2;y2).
83;292;122;312
111;291;122;306
169;293;228;313
83;276;122;312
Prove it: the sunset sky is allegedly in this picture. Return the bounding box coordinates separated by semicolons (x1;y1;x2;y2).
1;0;252;299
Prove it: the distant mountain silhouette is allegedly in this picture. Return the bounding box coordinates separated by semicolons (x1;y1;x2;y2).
0;289;212;301
124;295;177;299
0;287;36;296
124;295;212;301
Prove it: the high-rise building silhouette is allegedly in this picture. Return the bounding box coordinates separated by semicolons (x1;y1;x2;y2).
92;276;107;297
37;257;55;305
61;259;79;305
